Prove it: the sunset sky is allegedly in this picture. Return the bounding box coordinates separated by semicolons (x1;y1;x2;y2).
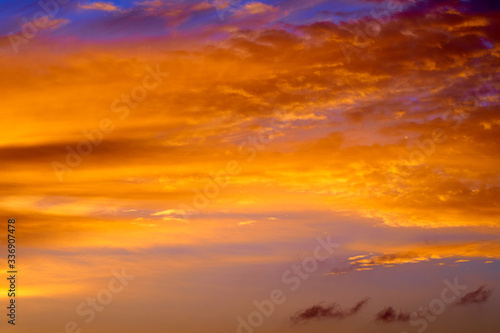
1;0;499;332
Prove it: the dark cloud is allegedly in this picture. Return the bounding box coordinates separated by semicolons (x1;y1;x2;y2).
455;285;494;305
291;298;369;324
375;306;411;322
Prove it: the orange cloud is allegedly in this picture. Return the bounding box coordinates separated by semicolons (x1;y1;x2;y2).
241;1;278;15
329;241;500;275
79;1;120;11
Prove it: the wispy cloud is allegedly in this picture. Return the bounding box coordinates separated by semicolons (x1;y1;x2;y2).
238;220;256;226
329;242;500;274
79;1;120;11
375;306;411;322
455;285;494;305
291;298;369;324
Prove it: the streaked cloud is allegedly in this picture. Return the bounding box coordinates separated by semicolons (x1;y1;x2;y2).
374;306;411;323
79;1;120;11
0;1;499;331
239;1;278;15
455;286;494;305
291;298;369;324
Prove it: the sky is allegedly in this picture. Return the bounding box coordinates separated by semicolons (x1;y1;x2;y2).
0;0;500;332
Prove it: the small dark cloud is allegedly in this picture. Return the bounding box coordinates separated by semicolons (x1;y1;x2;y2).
375;306;411;323
455;286;494;306
291;298;369;324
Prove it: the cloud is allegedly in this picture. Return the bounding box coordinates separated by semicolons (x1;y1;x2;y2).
241;2;278;15
232;1;279;20
374;285;494;326
1;0;499;304
151;209;186;216
375;306;411;322
79;1;120;11
291;298;369;324
150;209;188;222
213;0;240;11
238;220;256;226
455;286;494;305
2;4;500;333
192;2;214;11
329;242;500;274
